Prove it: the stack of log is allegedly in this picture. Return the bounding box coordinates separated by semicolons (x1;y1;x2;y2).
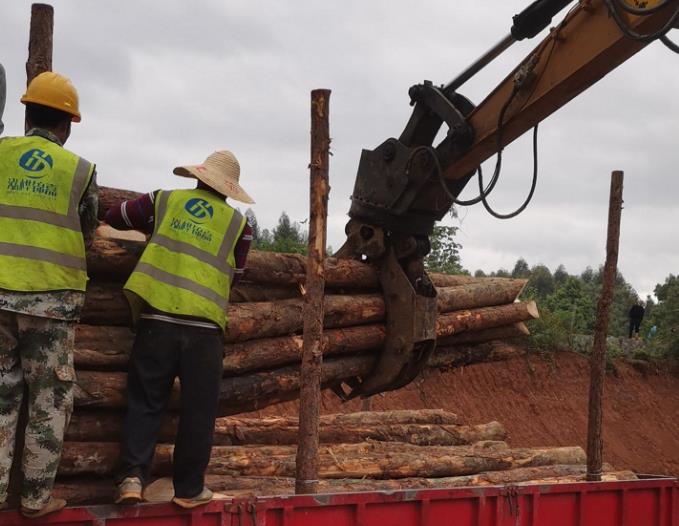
45;188;635;503
54;410;635;504
73;187;540;419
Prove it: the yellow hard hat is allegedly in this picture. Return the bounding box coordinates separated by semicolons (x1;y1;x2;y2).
21;71;81;122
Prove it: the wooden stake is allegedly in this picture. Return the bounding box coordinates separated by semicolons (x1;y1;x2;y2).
295;89;331;494
586;170;624;482
26;4;54;84
9;3;54;507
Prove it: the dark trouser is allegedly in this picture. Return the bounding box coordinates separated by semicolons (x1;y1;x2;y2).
629;318;642;338
118;319;223;498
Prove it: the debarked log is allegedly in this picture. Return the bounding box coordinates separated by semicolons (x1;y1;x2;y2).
65;409;461;442
88;211;521;291
65;414;501;446
76;290;534;374
57;440;585;479
72;338;529;415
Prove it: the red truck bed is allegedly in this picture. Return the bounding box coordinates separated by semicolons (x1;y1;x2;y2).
0;476;676;526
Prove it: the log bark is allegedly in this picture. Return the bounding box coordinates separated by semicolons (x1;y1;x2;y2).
87;219;519;291
57;441;584;478
587;171;624;482
73;330;531;415
26;4;53;84
436;280;526;312
296;88;331;494
75;288;533;372
65;415;495;446
65;409;460;442
80;281;305;327
437;322;529;347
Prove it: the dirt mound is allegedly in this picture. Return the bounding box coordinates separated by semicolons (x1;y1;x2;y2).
249;351;679;476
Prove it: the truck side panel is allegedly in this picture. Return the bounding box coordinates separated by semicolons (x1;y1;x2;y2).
0;477;676;526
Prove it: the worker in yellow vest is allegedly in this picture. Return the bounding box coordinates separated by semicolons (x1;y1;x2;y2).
0;72;98;518
104;150;254;508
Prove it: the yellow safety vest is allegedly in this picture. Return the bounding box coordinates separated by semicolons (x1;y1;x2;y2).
0;135;94;292
124;189;246;330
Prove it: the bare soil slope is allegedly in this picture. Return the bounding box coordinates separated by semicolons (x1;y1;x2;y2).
250;351;679;476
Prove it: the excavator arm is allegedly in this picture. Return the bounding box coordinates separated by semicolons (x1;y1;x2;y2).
334;0;678;400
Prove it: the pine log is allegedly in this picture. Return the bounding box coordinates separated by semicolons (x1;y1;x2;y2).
52;466;635;504
72;339;529;415
436;280;526;312
81;281;304;326
73;340;526;414
65;416;498;446
437;322;529;347
65;409;460;442
87;220;516;290
74;297;534;374
57;440;584;478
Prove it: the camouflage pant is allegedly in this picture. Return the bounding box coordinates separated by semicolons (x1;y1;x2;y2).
0;310;75;510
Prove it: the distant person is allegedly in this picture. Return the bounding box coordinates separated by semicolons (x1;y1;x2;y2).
104;150;253;508
629;301;645;338
0;72;98;518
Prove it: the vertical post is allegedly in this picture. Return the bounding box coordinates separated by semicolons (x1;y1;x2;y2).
295;89;331;494
586;170;624;482
9;4;54;507
26;4;54;85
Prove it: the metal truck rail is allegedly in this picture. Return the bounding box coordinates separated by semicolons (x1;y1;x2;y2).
0;476;676;526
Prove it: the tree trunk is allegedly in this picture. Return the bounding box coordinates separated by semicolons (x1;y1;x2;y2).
88;207;524;291
75;289;534;372
65;415;496;446
436;280;526;312
437;322;529;347
57;441;584;479
25;4;53;84
72;340;530;416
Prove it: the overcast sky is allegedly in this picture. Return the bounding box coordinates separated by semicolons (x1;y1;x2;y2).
2;1;677;298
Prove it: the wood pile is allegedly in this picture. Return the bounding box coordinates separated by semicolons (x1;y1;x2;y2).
47;188;635;504
73;187;539;419
54;409;635;504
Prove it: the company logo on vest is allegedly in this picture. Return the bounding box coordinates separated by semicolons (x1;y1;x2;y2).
184;198;214;224
19;149;54;178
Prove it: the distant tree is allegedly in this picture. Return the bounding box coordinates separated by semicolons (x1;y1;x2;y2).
580;266;595;284
255;212;307;254
474;269;487;278
493;268;510;278
511;258;530;279
425;225;465;275
654;274;678;301
650;274;679;357
527;264;555;299
553;264;568;284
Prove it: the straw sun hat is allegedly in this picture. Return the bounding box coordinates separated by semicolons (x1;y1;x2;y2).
173;150;254;204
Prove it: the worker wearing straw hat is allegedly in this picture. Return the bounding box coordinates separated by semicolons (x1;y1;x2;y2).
104;150;254;508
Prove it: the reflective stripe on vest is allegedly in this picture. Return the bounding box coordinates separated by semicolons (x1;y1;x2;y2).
0;136;93;291
124;189;246;329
